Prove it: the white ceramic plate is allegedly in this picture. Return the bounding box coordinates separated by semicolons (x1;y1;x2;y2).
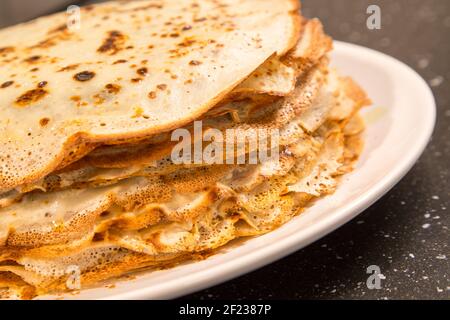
45;41;436;300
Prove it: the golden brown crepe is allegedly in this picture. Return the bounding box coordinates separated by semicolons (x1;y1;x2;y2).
0;0;370;299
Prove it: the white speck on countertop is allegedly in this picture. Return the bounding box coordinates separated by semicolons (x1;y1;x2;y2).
409;253;415;258
436;254;447;260
429;76;444;87
431;195;440;200
422;223;431;229
424;213;431;218
418;58;430;69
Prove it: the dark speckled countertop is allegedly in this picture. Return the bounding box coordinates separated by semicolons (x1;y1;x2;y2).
185;0;449;300
2;0;447;300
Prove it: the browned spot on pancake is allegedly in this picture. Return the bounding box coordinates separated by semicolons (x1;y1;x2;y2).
148;91;157;99
24;55;42;64
136;67;148;76
100;211;110;217
113;59;127;64
58;64;79;72
93;94;105;105
98;30;127;55
0;47;15;55
30;39;55;49
74;71;96;82
132;106;144;118
15;88;48;107
1;81;14;89
39;118;50;127
30;68;39;72
178;38;197;48
29;28;73;49
157;84;167;90
193;17;207;23
131;4;163;11
83;5;95;11
105;83;121;94
48;24;68;34
131;78;142;83
92;233;105;242
37;81;48;88
182;25;192;31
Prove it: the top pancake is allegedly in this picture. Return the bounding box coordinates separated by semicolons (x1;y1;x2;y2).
0;0;301;191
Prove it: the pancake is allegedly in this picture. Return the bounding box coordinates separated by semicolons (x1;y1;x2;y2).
0;0;371;300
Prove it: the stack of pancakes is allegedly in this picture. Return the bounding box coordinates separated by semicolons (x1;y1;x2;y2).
0;0;370;299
